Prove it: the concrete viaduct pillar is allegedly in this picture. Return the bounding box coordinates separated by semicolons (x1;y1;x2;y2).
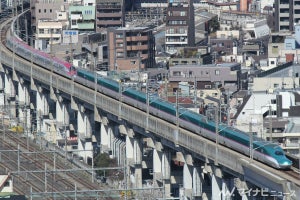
76;105;93;163
36;86;49;116
4;72;16;118
124;128;143;189
0;72;4;106
210;166;234;200
17;79;31;132
144;137;172;198
55;97;70;126
100;117;110;152
162;150;171;198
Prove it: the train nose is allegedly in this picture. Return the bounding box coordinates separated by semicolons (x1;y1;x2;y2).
281;160;292;168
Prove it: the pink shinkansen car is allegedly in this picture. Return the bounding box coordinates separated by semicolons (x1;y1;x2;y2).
6;35;77;76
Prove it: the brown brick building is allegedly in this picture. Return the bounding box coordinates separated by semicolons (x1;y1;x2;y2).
96;0;125;32
107;27;155;71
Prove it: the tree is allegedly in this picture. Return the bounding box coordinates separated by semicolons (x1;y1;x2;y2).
94;153;123;179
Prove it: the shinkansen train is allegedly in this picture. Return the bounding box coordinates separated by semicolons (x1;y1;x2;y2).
76;69;292;169
6;31;76;77
5;30;292;170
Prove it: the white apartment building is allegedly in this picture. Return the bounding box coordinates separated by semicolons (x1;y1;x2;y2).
35;20;64;52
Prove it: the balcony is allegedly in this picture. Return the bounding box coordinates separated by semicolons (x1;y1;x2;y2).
126;36;148;41
126;45;148;51
97;13;122;18
97;20;122;25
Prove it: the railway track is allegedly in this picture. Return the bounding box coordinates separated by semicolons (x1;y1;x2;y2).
0;123;117;199
0;15;118;199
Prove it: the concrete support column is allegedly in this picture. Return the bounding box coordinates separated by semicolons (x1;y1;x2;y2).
4;73;15;99
212;167;234;200
0;73;5;106
77;106;92;139
234;178;249;200
133;137;143;188
221;179;233;200
17;82;30;130
0;73;4;91
153;148;162;179
100;119;109;151
212;173;222;200
193;165;202;199
76;107;93;163
162;150;171;198
126;134;134;160
36;87;49;116
182;157;193;199
17;81;30;105
211;167;229;200
126;132;143;189
4;73;16;118
56;100;70;125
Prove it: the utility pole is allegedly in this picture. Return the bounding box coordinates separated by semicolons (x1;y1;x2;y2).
194;76;197;109
138;52;141;90
164;73;168;100
249;118;253;160
215;104;219;165
269;105;272;143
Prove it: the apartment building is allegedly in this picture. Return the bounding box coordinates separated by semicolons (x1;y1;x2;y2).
168;63;241;93
165;0;195;54
107;27;155;71
30;0;68;32
274;0;300;32
95;0;124;32
69;5;96;31
232;90;300;156
35;20;64;51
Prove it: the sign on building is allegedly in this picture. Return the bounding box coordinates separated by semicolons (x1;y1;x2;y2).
62;30;79;44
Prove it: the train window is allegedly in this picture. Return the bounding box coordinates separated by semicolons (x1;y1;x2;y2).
275;151;283;156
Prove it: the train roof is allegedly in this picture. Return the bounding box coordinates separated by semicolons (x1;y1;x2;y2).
11;36;72;68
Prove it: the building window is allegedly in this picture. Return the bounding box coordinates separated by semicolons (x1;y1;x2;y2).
274;83;279;88
72;20;77;25
130;61;136;65
50;9;52;13
116;52;124;57
290;138;298;143
180;11;186;16
39;29;44;34
215;70;220;75
271;99;277;104
169;28;174;34
173;71;181;76
204;85;211;89
44;9;46;13
39;9;41;13
116;34;123;38
117;43;123;47
179;28;185;34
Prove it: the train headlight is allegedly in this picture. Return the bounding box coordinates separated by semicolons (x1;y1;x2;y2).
284;161;292;166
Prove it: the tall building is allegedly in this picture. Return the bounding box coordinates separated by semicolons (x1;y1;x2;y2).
95;0;125;32
165;0;195;54
274;0;300;32
30;0;68;33
69;5;96;31
107;27;155;71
